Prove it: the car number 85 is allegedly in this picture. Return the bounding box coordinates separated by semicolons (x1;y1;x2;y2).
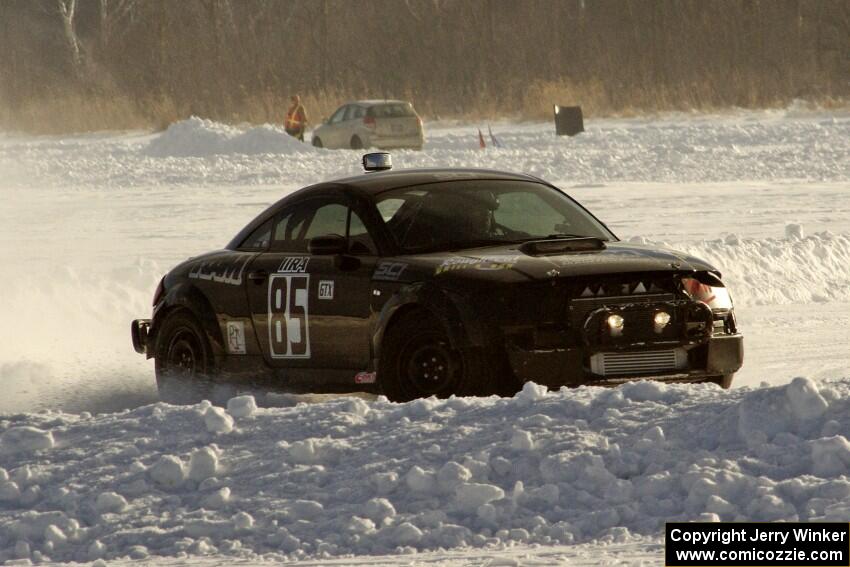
268;274;310;358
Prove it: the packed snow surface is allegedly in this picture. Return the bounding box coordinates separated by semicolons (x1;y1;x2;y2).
2;378;850;563
1;107;849;564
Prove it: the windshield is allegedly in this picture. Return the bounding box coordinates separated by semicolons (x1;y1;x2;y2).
375;180;615;253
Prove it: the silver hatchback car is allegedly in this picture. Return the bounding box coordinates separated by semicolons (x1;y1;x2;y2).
312;100;424;150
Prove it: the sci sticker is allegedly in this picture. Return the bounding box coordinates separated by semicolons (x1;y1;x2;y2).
226;321;247;355
373;261;407;281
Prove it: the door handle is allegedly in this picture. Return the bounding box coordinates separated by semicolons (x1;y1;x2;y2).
247;270;268;283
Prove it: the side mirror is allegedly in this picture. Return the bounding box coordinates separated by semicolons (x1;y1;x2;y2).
308;234;347;255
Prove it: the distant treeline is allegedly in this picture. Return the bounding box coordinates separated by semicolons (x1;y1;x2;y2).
1;0;847;133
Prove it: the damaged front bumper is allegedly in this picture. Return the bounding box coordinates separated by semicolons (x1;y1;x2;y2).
508;332;743;388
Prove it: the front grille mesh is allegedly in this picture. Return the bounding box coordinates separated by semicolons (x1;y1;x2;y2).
590;348;687;376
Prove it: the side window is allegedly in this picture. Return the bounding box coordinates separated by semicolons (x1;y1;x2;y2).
240;217;273;250
271;207;310;253
348;210;377;256
329;106;347;124
344;105;361;121
304;203;348;239
272;200;378;256
376;198;406;222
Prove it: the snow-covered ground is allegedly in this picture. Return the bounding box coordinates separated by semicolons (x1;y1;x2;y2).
0;108;848;564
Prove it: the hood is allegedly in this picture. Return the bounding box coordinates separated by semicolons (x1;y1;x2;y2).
399;241;718;284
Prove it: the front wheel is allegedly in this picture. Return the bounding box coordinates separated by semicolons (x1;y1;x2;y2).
312;136;323;148
379;311;510;402
154;311;215;404
350;136;363;150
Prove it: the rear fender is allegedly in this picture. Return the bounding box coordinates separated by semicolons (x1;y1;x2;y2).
151;282;226;358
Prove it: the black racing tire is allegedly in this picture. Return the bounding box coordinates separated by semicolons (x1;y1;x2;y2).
312;136;323;148
378;310;513;402
350;135;363;150
706;374;735;389
154;310;216;404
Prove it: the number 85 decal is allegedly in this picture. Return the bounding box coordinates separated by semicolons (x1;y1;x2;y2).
268;274;310;358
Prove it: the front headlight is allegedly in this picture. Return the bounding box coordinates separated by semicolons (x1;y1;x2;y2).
683;276;737;335
682;277;733;310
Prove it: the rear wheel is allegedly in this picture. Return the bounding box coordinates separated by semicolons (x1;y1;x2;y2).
379;311;512;402
154;311;215;404
312;136;323;148
350;135;363;150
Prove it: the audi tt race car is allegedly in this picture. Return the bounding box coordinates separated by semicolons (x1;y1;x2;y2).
132;153;743;403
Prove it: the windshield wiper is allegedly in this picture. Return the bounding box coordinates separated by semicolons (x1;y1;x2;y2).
444;238;521;250
544;233;586;239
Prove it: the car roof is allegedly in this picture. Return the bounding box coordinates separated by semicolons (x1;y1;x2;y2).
227;168;548;250
305;168;544;196
350;99;412;106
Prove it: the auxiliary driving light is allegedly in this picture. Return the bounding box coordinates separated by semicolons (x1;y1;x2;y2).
654;311;672;333
607;314;625;337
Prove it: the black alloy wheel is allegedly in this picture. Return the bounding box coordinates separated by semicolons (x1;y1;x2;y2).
401;331;461;397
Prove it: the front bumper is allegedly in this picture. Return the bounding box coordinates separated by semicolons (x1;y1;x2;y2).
507;333;744;388
131;319;151;355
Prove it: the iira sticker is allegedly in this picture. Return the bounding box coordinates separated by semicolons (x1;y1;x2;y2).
354;371;377;384
278;257;309;273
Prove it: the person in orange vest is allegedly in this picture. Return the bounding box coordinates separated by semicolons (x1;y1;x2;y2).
284;94;308;142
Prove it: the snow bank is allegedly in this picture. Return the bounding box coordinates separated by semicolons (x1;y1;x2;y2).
5;110;847;189
669;230;850;306
2;378;850;562
144;117;315;157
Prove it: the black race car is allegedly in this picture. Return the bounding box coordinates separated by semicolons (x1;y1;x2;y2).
132;153;743;403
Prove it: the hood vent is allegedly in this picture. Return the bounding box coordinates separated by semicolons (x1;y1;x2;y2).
580;280;666;297
520;237;606;256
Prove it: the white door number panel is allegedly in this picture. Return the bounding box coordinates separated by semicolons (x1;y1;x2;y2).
268;274;310;358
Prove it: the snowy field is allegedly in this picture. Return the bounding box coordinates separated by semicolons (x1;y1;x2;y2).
0;108;848;565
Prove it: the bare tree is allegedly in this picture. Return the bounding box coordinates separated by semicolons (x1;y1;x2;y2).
56;0;83;78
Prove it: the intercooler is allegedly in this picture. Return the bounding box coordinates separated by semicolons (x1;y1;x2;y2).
589;348;688;376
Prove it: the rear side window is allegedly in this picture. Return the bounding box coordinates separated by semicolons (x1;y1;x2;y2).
367;103;415;118
240;218;273;250
272;209;309;253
